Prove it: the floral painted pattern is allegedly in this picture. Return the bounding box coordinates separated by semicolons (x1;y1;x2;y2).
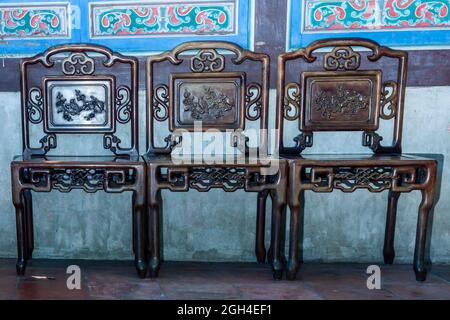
383;0;449;28
90;1;235;38
304;0;450;31
0;4;69;38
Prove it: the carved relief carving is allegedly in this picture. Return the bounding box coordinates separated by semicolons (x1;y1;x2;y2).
303;165;430;193
315;86;369;120
183;87;233;120
324;46;361;71
189;167;246;191
116;86;132;124
245;83;262;121
62;52;95;75
362;131;383;151
20;168;135;193
51;168;106;192
332;167;393;191
305;167;393;192
293;132;313;152
284;82;301;121
153;84;169;122
55;90;105;122
38;134;57;153
103;134;127;156
27;87;44;124
231;130;250;154
191;49;225;73
380;81;398;120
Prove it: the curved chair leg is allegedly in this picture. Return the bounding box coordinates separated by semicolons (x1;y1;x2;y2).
269;189;287;280
148;189;162;278
255;190;269;263
287;190;304;280
132;191;148;278
14;189;29;276
267;205;275;264
23;190;34;259
383;191;401;264
414;187;435;281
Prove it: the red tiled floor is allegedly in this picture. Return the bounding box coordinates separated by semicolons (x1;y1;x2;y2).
0;259;449;300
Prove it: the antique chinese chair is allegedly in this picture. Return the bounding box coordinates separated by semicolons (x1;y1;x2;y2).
144;41;288;279
277;38;439;281
11;44;147;277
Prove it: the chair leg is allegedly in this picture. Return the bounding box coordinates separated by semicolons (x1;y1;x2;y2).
413;187;435;282
287;190;304;280
269;189;287;280
23;190;34;259
267;205;275;264
14;189;29;276
255;190;269;263
132;192;148;278
383;191;401;264
148;190;161;278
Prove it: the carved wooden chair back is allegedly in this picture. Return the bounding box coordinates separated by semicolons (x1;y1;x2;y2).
20;44;139;158
146;41;270;156
277;38;408;155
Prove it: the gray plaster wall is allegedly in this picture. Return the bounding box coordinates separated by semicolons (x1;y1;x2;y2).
0;87;449;263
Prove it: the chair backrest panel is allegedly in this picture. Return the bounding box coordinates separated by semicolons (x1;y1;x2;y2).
21;44;139;158
146;41;269;155
277;38;408;155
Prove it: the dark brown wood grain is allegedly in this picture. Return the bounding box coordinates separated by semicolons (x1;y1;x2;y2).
143;41;288;280
11;44;147;278
2;50;447;92
277;39;440;282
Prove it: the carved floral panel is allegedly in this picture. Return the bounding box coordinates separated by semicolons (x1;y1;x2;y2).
170;73;245;130
301;71;381;131
43;78;115;133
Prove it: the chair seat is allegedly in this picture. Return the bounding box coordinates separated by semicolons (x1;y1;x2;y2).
12;155;143;165
281;153;437;165
142;153;282;167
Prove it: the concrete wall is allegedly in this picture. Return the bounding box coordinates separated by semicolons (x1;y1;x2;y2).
0;87;448;263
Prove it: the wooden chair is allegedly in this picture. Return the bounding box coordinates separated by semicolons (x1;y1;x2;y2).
277;38;439;281
11;44;147;277
144;41;288;279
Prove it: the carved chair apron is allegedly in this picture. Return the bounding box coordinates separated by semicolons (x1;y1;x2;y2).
144;41;288;279
11;44;147;277
277;38;440;281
